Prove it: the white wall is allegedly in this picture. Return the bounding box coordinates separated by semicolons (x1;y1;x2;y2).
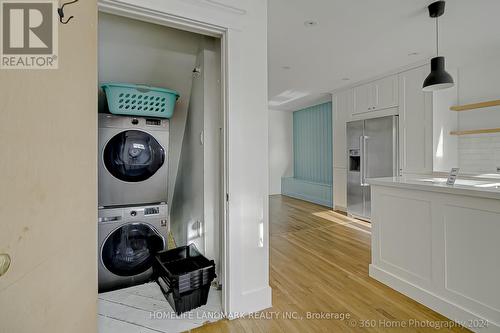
433;68;459;172
201;39;222;280
170;46;206;252
106;0;271;315
456;56;500;173
170;38;222;280
268;110;293;194
457;55;500;131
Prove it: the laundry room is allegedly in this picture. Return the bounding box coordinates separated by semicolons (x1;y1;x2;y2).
97;11;224;332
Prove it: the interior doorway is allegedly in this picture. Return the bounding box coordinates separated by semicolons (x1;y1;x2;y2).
97;4;228;332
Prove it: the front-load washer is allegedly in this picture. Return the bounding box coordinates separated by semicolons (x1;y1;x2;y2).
98;114;169;207
98;204;168;292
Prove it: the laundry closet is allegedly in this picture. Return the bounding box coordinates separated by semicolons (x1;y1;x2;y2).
97;11;223;330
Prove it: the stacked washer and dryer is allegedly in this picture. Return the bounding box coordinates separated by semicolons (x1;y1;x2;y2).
98;114;171;292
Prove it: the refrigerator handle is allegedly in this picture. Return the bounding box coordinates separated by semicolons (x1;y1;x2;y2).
363;135;368;186
359;136;364;186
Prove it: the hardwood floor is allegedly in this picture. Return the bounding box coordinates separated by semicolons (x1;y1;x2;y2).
192;195;470;332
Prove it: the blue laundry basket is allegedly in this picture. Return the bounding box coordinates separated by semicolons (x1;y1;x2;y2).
101;83;179;119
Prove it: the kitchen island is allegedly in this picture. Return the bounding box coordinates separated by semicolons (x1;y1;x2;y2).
368;176;500;333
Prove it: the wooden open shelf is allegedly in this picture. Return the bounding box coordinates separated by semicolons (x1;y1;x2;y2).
450;99;500;111
450;128;500;136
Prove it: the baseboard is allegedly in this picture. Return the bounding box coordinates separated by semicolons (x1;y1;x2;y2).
281;177;333;208
369;265;499;333
283;192;332;207
334;205;347;212
227;285;272;319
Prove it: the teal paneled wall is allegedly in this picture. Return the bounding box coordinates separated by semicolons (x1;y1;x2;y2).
293;102;332;184
282;102;333;207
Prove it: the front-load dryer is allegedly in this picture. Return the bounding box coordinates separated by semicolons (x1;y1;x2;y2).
98;114;169;207
98;204;168;292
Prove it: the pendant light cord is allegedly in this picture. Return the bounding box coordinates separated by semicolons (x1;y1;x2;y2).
436;16;439;56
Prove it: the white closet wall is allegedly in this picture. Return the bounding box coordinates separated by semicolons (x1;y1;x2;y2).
201;38;222;277
171;37;221;278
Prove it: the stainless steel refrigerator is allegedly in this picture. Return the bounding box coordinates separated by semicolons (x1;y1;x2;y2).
346;115;399;220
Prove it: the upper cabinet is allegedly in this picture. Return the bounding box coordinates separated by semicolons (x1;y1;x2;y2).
353;75;398;114
353;83;371;114
398;65;433;175
377;75;399;110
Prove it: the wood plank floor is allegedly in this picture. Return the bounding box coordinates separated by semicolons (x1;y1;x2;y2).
192;195;470;332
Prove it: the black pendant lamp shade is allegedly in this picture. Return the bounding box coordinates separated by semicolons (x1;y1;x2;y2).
422;56;454;92
422;1;454;92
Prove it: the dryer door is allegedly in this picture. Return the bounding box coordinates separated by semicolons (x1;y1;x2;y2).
103;130;165;182
101;223;164;276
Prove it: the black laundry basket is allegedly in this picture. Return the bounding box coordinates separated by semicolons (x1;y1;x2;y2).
154;244;216;315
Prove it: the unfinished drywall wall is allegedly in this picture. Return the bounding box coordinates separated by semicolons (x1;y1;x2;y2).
0;1;97;332
98;12;201;209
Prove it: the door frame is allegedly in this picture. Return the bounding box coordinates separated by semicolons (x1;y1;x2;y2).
97;0;230;312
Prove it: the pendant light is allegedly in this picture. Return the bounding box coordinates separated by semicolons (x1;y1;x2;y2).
422;1;454;92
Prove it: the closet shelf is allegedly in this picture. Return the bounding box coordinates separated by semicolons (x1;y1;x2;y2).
450;128;500;136
450;99;500;111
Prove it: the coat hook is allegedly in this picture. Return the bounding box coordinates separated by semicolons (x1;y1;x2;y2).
58;0;79;24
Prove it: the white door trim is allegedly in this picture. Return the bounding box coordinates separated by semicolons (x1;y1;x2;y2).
98;0;226;36
97;0;230;313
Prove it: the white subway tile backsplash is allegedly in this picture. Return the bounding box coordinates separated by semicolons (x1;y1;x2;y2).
458;132;500;174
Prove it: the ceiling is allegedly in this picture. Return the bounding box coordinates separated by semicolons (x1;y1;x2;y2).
268;0;500;111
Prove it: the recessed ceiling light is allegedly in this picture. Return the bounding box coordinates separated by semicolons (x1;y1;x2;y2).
304;20;318;27
282;66;291;70
408;52;419;56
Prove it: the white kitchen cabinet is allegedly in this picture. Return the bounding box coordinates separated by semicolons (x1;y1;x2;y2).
333;89;353;169
353;75;398;115
333;167;347;211
398;65;433;175
376;75;399;110
353;83;372;114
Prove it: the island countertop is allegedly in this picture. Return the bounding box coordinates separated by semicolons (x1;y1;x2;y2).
367;176;500;200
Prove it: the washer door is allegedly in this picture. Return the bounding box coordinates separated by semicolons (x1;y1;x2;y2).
103;130;165;182
102;223;164;277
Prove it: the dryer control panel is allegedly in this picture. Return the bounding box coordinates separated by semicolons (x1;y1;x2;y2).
144;207;160;216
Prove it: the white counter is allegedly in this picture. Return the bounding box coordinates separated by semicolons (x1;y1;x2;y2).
368;177;500;333
368;176;500;200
